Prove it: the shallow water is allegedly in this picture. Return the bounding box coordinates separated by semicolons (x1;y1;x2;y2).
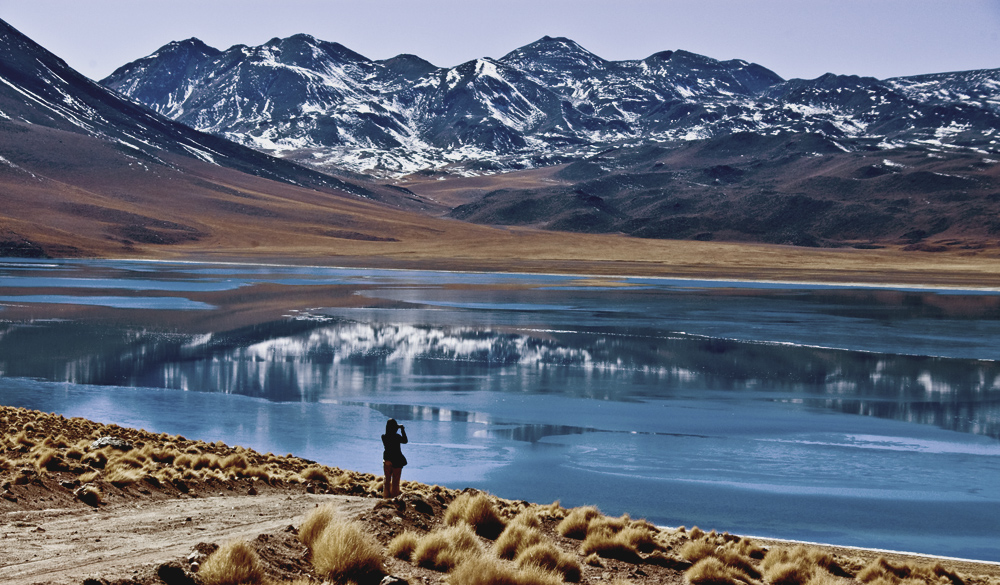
1;259;998;561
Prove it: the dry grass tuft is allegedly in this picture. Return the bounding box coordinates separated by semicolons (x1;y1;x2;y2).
857;557;965;585
103;466;145;486
14;430;34;448
74;483;102;507
388;530;421;561
517;541;583;582
32;447;69;472
297;503;338;550
681;538;720;563
220;453;248;470
762;545;852;584
510;509;543;529
686;556;761;585
299;465;330;484
495;521;545;560
448;555;563;585
713;547;762;580
81;449;109;469
580;526;642;563
587;513;628;536
198;539;265;585
557;506;601;539
538;500;565;518
413;523;484;572
309;518;385;584
444;491;507;540
617;525;659;553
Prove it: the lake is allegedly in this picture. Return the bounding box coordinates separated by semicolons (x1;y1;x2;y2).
1;258;998;561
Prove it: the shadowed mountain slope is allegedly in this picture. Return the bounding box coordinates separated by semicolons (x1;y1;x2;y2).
430;132;1000;250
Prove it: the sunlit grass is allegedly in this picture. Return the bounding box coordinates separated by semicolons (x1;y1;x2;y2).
444;491;506;539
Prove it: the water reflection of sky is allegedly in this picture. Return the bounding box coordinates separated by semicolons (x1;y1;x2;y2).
3;259;1000;561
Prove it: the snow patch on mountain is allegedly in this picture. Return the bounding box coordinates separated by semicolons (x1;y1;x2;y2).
102;36;1000;178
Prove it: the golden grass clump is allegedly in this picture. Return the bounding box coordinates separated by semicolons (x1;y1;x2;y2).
444;491;507;540
220;453;248;470
495;521;545;560
74;483;102;507
109;451;148;469
857;557;965;585
580;527;642;563
681;538;720;563
146;446;179;465
103;466;145;486
388;530;421;561
700;545;762;580
447;555;564;585
578;512;659;562
14;430;35;448
762;545;852;585
298;503;338;549
299;465;330;484
537;500;566;518
557;505;601;539
79;470;100;483
510;509;543;529
730;537;767;561
198;539;266;585
686;556;761;585
32;446;69;472
517;541;583;582
413;523;484;572
243;465;271;483
309;518;385;584
587;513;628;536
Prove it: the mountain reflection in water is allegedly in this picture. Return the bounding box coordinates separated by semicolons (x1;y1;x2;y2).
1;316;997;439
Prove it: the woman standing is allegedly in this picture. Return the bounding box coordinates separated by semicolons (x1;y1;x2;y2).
381;418;408;498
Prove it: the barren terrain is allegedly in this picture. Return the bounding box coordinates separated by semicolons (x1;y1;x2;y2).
1;492;373;585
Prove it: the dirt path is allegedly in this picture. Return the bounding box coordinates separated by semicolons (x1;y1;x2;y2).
0;493;376;585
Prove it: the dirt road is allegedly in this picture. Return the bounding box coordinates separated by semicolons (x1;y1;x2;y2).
0;493;375;585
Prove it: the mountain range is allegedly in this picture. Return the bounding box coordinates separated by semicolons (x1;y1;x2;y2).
102;34;1000;178
2;16;999;258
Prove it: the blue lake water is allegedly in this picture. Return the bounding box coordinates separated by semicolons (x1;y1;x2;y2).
1;258;999;561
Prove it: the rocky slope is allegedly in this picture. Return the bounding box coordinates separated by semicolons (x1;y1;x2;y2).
441;132;1000;248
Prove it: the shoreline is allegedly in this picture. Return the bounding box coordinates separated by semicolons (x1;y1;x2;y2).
3;405;1000;585
9;255;1000;294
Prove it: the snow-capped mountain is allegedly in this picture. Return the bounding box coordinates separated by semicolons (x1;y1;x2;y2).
0;20;381;193
102;34;1000;177
0;18;440;258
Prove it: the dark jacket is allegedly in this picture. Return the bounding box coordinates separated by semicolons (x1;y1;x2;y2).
382;429;408;467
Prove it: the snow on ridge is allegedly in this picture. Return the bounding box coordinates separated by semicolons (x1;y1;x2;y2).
100;36;1000;178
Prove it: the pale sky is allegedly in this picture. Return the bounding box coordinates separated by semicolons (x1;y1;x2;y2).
1;0;998;82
